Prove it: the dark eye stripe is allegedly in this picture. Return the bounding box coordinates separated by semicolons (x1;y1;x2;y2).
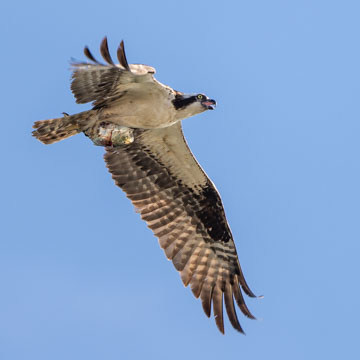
172;95;197;110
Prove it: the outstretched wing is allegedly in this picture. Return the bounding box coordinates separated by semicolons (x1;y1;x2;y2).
104;122;257;334
71;37;156;107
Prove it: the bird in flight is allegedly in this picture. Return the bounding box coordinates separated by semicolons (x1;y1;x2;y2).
33;37;258;334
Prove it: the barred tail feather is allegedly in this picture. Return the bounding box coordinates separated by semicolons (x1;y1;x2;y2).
32;111;93;144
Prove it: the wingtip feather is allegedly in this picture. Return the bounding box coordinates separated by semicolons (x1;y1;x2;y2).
83;46;100;64
117;40;130;71
100;36;115;65
212;286;224;334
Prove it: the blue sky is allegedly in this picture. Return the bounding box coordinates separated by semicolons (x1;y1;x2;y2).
1;0;360;359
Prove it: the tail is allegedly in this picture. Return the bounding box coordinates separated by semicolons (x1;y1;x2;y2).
32;110;94;144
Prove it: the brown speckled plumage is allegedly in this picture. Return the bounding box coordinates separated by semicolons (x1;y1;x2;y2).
104;123;257;334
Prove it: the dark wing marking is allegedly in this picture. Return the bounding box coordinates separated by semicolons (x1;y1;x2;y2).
84;46;101;64
117;40;130;71
99;37;115;65
104;122;256;334
71;37;156;106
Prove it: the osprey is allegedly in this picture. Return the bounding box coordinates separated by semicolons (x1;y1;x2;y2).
33;38;257;334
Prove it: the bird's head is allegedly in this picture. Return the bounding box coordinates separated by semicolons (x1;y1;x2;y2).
172;93;216;120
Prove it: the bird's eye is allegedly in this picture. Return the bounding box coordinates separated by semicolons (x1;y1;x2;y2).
197;94;204;100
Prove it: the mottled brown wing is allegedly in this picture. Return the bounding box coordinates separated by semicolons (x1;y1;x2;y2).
104;122;257;334
71;37;156;107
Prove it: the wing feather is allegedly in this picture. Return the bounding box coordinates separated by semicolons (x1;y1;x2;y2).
100;37;115;65
181;244;208;287
103;122;257;333
84;46;101;63
172;238;198;271
224;282;244;333
117;40;130;70
200;283;213;318
212;286;224;334
232;278;256;319
70;38;157;106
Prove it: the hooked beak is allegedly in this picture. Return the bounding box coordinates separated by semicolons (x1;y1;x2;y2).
201;99;216;110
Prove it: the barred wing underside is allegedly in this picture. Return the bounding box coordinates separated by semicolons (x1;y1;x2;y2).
104;122;256;333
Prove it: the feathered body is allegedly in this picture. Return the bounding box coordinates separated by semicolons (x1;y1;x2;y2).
33;38;257;334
